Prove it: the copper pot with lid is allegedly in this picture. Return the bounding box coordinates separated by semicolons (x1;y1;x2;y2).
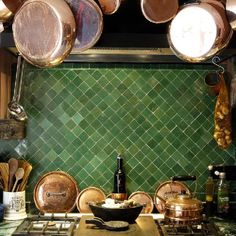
164;176;203;224
165;192;203;224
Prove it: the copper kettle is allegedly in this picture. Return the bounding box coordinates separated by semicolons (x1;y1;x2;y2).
164;176;203;224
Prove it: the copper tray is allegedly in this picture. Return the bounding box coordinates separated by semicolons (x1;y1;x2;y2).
76;186;106;213
128;191;154;213
34;171;79;213
154;180;191;213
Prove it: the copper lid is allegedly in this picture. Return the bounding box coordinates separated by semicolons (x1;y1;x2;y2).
154;181;191;213
128;191;154;213
165;194;203;211
33;171;79;213
76;186;106;213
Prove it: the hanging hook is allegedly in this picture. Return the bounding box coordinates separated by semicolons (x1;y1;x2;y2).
212;56;225;73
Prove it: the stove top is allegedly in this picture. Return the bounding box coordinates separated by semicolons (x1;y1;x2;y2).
12;214;222;236
156;220;221;236
12;215;79;236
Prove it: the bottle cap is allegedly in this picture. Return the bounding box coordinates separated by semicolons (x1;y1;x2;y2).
219;172;226;178
208;165;213;171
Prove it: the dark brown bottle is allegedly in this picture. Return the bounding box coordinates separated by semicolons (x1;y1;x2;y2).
113;155;126;194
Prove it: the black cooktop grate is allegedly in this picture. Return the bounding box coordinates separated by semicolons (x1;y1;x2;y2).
156;220;221;236
12;215;79;236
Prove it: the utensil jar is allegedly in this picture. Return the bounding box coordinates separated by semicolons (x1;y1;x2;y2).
3;191;27;220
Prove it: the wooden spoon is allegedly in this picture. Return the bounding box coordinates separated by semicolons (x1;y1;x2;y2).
0;163;9;191
12;167;24;192
8;157;18;191
18;162;32;191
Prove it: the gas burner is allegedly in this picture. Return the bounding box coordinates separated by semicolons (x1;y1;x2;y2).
156;219;221;236
12;214;79;236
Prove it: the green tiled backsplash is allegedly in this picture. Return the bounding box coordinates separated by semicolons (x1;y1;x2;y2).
0;62;235;206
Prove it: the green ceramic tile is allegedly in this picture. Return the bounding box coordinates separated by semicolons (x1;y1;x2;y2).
0;62;235;207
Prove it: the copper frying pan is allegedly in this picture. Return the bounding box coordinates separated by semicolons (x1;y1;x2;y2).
12;0;76;68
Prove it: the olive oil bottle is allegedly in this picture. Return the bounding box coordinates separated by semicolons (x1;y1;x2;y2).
217;172;229;216
205;165;215;217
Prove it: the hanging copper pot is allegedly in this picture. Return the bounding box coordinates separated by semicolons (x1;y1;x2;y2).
0;0;24;32
141;0;179;24
0;0;24;22
226;0;236;30
97;0;121;15
66;0;103;53
168;1;233;62
12;0;76;68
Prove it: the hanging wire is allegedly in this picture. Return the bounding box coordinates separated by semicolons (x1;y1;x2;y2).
212;56;225;73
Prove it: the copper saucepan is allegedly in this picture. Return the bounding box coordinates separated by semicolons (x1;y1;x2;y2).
141;0;179;24
226;0;236;30
12;0;76;68
97;0;121;15
0;0;24;22
66;0;103;53
168;0;233;62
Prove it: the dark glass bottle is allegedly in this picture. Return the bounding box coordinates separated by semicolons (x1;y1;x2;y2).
113;155;126;194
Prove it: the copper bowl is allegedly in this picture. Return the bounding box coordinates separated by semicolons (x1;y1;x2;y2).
89;202;143;224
